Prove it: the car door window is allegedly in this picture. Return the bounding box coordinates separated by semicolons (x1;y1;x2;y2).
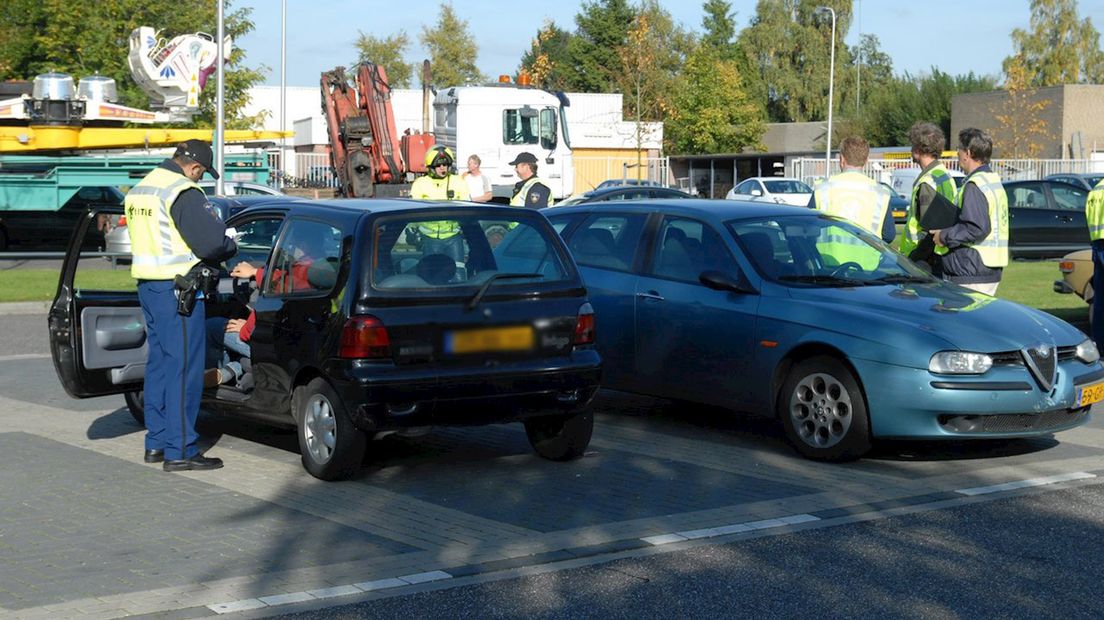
567;213;647;272
264;219;343;296
231;216;283;269
1007;183;1046;209
1050;184;1087;210
734;180;754;195
648;217;739;283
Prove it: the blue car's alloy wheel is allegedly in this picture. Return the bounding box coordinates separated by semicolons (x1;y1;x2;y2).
780;356;871;461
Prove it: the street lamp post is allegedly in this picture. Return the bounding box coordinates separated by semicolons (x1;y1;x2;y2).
815;6;836;178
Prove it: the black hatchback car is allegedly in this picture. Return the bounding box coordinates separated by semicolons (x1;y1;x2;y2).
49;200;601;480
1004;179;1090;258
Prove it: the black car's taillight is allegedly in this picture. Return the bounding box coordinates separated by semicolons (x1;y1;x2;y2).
339;315;391;359
574;303;595;346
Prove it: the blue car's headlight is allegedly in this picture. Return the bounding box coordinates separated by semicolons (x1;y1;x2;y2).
1076;339;1100;364
929;351;993;374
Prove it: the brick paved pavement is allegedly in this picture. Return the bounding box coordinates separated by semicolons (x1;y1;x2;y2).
2;351;1103;619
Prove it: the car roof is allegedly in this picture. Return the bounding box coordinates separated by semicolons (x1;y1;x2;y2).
1004;179;1085;189
742;176;805;183
548;198;809;222
580;186;690;199
233;198;554;218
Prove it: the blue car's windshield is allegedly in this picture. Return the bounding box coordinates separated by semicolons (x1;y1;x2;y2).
727;214;933;287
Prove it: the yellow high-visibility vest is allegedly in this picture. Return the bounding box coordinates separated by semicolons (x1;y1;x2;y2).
900;164;957;257
813;170;891;269
126;167;201;280
1087;178;1104;241
411;173;468;238
510;176;554;207
957;170;1009;268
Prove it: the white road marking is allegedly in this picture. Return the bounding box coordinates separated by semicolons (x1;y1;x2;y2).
955;471;1097;496
207;570;454;614
642;514;821;546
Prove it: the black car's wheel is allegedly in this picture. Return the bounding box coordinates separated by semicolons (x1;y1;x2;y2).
524;411;593;461
124;390;145;425
294;378;366;481
779;356;871;461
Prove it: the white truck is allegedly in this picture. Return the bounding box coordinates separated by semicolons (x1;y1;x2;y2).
432;84;574;200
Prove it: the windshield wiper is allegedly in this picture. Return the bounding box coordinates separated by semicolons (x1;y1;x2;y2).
777;274;868;287
466;273;544;310
868;274;935;285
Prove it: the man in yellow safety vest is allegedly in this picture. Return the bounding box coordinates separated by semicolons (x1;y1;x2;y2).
932;128;1008;295
900;121;958;273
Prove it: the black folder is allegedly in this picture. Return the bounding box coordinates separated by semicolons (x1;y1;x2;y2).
917;192;959;230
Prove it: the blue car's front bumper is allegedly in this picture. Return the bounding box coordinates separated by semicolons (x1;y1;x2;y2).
854;358;1101;439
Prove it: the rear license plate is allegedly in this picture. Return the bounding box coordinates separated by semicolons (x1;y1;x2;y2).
446;325;534;354
1077;381;1104;407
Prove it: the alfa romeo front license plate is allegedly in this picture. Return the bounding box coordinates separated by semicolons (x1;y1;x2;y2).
1076;381;1104;407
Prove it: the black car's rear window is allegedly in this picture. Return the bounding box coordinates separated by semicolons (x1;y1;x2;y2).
370;212;573;293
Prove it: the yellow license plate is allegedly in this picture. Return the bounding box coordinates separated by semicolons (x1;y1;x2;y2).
892;209;907;219
1077;381;1104;407
446;325;534;354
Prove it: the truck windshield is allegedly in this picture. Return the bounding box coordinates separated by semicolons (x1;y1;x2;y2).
503;109;538;145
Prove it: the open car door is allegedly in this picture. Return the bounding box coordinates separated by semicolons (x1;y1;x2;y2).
48;207;147;398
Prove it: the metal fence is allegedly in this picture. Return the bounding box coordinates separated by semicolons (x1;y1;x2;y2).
265;150;338;189
790;157;1102;187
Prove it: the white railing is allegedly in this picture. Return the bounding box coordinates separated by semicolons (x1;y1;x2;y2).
790;157;1102;187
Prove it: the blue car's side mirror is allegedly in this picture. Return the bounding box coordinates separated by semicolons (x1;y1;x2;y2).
700;270;756;294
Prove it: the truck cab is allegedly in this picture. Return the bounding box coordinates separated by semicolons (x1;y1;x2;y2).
433;85;574;200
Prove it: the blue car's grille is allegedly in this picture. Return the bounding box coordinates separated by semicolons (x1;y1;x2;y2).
990;346;1077;367
939;409;1088;434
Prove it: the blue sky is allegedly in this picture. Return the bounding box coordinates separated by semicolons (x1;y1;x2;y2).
236;1;1104;87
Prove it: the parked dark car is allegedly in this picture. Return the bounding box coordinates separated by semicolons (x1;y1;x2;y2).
50;200;602;480
0;186;123;251
1044;173;1104;191
595;179;664;189
879;182;911;224
1005;179;1090;258
555;185;691;207
546;199;1097;461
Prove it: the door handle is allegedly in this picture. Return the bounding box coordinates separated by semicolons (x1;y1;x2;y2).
636;291;665;301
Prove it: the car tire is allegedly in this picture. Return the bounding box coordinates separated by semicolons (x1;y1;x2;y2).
779;355;871;461
294;377;366;481
524;411;593;461
124;390;145;426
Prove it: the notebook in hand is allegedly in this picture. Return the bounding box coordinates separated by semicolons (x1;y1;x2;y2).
918;193;958;230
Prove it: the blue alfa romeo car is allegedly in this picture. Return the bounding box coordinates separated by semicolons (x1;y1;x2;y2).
547;200;1101;461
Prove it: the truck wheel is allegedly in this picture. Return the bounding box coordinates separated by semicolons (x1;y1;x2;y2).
124;390;145;426
294;378;366;481
779;355;871;461
524;411;593;461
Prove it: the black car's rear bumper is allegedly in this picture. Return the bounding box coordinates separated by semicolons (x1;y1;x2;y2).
324;350;602;432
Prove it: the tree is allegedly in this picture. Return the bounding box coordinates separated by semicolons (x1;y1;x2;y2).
354;30;414;88
736;0;853;123
0;0;266;129
700;0;738;59
857;69;997;147
991;63;1055;158
666;43;765;155
565;0;636;92
519;20;574;90
1002;0;1104;86
420;2;482;88
843;33;893;116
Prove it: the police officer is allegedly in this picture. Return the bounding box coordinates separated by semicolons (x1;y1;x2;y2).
509;152;553;208
901;122;957;273
809;136;895;242
409;146;469;262
932;128;1009;295
1085;177;1104;350
127;140;237;471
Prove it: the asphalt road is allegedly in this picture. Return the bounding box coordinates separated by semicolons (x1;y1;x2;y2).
4;307;1104;619
272;483;1104;620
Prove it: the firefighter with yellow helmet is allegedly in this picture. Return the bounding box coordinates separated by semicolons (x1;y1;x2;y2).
409;145;469;262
